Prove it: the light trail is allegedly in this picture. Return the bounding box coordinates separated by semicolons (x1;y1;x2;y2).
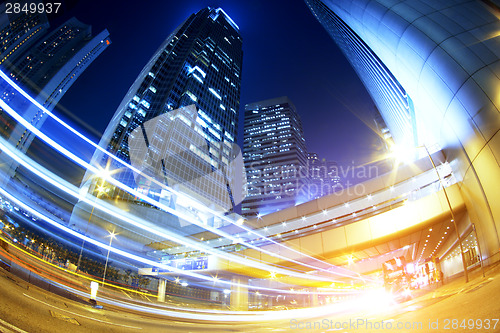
36;279;368;322
0;135;348;285
0;71;370;281
2;240;360;317
0;165;363;295
0;69;348;272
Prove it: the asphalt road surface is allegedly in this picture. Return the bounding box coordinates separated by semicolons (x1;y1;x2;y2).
0;262;499;333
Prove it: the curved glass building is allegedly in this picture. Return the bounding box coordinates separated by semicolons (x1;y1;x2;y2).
306;0;500;266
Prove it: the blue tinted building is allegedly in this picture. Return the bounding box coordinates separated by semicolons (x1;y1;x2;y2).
72;8;244;246
242;97;309;217
86;7;243;211
306;0;500;265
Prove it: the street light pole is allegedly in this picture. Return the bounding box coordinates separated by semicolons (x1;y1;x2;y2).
76;196;97;270
472;223;485;278
76;178;107;271
423;146;469;283
102;230;116;286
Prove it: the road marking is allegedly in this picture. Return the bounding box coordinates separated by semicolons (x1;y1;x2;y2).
49;310;80;325
0;317;29;333
23;293;142;329
121;289;133;299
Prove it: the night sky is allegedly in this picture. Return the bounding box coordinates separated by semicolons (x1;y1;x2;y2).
50;0;382;169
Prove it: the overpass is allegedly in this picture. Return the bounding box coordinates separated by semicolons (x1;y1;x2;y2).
140;150;476;309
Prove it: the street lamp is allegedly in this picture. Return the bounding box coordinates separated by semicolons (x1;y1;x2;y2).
76;165;113;271
420;145;469;283
102;230;117;286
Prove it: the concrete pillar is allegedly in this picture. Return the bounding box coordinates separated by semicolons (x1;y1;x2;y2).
309;288;318;307
157;279;166;302
230;276;248;311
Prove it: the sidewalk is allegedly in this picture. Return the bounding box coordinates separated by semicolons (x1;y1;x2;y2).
410;261;500;306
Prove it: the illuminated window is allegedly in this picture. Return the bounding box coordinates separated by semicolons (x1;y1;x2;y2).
140;100;150;108
186;90;197;102
209;88;222;100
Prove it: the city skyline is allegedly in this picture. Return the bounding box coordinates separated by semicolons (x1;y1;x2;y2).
0;0;499;325
51;0;380;168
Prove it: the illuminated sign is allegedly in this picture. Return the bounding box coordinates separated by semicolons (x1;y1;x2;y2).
155;256;208;272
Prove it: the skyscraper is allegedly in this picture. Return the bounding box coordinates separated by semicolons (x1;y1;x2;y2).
0;13;110;182
72;7;243;242
307;152;340;199
6;18;110;152
305;0;418;152
0;1;49;66
242;96;309;217
305;0;500;265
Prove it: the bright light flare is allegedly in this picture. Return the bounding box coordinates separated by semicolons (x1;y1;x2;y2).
351;288;397;312
389;143;416;165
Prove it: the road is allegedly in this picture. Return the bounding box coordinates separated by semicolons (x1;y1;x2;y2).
0;259;499;333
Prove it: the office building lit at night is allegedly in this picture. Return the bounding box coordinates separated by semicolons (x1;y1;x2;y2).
71;7;244;246
242;96;309;217
1;1;500;330
0;11;110;182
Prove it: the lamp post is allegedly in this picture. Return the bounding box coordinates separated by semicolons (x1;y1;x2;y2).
102;230;116;286
388;143;470;283
76;178;108;271
76;165;114;271
421;145;469;283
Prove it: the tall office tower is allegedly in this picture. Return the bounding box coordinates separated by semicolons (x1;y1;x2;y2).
305;0;418;152
242;96;309;217
7;18;110;151
307;152;340;199
305;0;500;265
78;7;242;224
0;1;49;66
0;2;49;142
0;15;110;182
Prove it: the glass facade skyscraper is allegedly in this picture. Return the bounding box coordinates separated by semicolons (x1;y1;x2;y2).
0;11;110;183
0;1;49;66
305;0;417;151
242;96;308;217
305;0;500;266
83;7;243;213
